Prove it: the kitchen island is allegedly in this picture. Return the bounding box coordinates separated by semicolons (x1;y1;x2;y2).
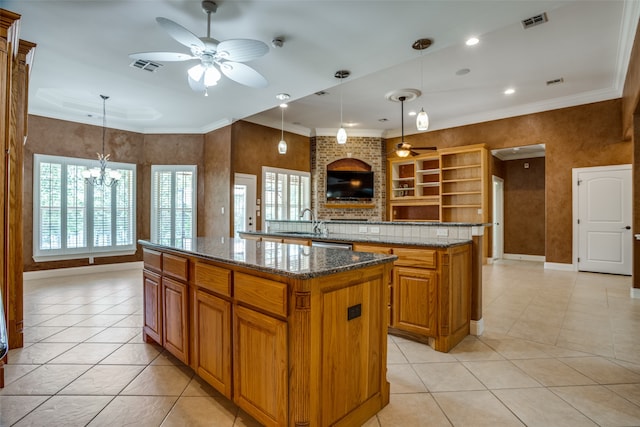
138;237;395;427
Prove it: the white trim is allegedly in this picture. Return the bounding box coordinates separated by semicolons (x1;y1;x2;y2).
503;253;545;262
470;318;484;336
631;288;640;299
544;262;576;271
23;261;143;281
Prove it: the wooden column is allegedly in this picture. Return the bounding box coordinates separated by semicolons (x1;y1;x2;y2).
470;233;483;332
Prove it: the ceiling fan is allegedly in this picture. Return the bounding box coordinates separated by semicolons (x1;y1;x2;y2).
129;0;269;94
392;95;437;157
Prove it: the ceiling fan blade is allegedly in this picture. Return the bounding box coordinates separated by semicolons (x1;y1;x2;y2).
216;39;269;62
218;61;268;88
156;17;205;51
129;51;195;62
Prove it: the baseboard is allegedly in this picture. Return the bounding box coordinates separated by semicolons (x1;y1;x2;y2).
503;253;545;262
631;288;640;299
544;262;575;271
470;318;484;336
23;261;143;281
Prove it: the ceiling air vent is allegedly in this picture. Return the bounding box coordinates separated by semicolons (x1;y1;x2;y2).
522;12;548;29
546;77;564;86
130;59;162;73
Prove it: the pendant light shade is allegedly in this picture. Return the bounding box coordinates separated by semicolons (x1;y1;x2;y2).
416;108;429;131
277;104;287;154
81;95;121;187
335;70;350;144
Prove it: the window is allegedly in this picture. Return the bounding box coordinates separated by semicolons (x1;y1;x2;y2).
262;167;310;224
151;165;197;250
33;154;136;261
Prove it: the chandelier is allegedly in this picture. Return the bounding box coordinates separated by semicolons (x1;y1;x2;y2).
82;95;121;187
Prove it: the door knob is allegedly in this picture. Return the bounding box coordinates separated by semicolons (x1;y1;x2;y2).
622;226;631;230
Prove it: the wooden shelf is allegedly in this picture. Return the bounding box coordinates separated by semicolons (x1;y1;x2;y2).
441;164;481;171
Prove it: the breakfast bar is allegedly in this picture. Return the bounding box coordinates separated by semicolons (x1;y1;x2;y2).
139;237;395;427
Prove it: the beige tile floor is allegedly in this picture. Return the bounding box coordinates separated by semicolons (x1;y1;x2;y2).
2;260;640;426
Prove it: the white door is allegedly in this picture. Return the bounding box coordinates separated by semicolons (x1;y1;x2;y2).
233;173;257;238
575;165;632;275
492;176;504;260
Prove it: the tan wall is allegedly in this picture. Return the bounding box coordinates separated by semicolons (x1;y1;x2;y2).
204;126;232;237
503;157;545;256
24;116;206;271
387;99;631;264
230;120;310;231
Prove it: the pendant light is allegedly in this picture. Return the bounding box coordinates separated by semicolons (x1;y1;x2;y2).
413;38;432;131
81;95;121;187
396;96;411;157
335;70;350;144
277;103;287;154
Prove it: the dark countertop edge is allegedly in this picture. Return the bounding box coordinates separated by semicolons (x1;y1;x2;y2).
242;231;472;248
267;220;490;227
138;240;396;280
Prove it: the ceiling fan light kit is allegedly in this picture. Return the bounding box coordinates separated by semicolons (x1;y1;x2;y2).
386;89;437;157
129;1;269;95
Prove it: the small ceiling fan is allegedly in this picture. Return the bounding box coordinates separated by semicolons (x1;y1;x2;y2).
391;95;436;157
129;1;269;94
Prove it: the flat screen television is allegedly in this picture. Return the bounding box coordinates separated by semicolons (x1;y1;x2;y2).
326;170;374;201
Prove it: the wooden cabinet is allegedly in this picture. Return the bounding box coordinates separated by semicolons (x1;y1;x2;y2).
142;269;162;344
233;304;288;427
388;145;488;223
162;277;189;363
193;289;231;398
393;266;437;336
389;155;441;222
440;144;489;223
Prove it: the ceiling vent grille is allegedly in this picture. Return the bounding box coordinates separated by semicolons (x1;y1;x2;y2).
546;77;564;86
130;59;162;73
522;12;548;29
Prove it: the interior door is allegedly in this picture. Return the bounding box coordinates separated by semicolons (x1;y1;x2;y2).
492;176;504;260
233;173;257;237
576;165;632;275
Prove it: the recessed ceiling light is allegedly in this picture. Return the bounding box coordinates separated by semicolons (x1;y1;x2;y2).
408;111;417;116
504;88;515;95
275;93;290;101
465;37;479;46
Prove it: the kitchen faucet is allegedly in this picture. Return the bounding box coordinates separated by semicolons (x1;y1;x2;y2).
300;208;322;234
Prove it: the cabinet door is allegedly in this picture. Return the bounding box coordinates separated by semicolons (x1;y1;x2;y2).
233;305;287;427
193;290;231;398
163;277;189;363
143;269;162;344
393;266;437;336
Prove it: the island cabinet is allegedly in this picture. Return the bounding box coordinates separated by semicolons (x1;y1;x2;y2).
140;241;393;427
352;243;471;352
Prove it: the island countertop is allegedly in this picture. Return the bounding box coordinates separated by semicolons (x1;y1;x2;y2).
241;230;472;248
138;237;396;280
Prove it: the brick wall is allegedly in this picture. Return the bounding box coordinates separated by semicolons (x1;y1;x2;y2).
311;135;387;220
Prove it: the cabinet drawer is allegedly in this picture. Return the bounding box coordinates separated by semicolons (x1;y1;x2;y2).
393;247;437;269
353;244;392;254
143;249;162;273
235;272;287;318
194;262;232;297
163;253;189;281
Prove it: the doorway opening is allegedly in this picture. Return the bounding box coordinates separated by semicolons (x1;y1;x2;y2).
233;173;257;238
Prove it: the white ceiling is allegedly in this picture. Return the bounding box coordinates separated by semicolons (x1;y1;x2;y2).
6;0;640;139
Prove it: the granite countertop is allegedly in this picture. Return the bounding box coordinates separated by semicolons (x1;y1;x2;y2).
242;231;472;248
138;237;396;280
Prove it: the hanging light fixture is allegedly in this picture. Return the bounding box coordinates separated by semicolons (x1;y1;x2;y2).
335;70;350;144
81;95;121;187
277;103;287;154
413;38;432;131
396;96;411;157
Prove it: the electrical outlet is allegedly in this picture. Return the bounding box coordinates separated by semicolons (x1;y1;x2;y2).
436;228;449;237
358;226;368;233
